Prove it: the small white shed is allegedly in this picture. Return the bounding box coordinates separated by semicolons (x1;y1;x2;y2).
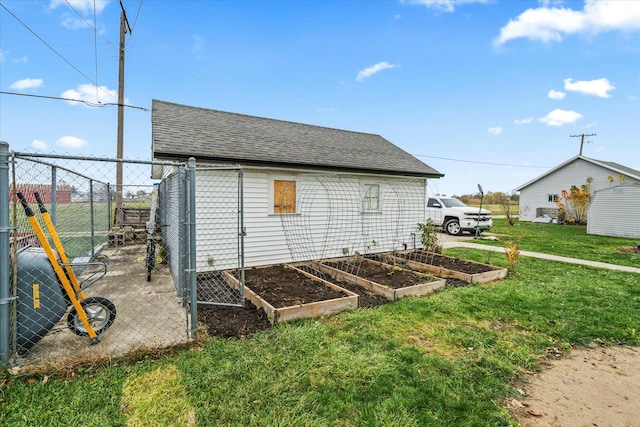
587;184;640;239
151;100;444;269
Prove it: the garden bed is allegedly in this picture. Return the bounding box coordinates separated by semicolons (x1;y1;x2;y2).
383;250;507;283
223;264;358;324
311;257;445;301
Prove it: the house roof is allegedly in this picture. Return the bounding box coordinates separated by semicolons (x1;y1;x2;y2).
515;155;640;191
151;100;443;178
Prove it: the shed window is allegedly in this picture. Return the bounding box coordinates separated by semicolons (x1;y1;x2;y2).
363;184;380;211
547;194;558;203
274;180;296;214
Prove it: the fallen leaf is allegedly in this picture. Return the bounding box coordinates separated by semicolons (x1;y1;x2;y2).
527;410;543;418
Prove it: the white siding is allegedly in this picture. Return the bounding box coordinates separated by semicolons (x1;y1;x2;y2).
519;159;640;221
194;170;243;271
587;185;640;239
195;168;427;269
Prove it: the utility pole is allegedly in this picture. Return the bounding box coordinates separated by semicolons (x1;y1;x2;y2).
115;0;131;227
571;133;596;156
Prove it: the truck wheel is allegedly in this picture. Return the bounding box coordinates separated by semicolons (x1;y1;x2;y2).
445;219;462;236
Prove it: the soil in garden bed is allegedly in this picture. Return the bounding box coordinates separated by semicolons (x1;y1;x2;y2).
197;269;471;339
243;265;349;308
198;300;271;338
329;279;389;308
403;250;500;274
324;259;428;289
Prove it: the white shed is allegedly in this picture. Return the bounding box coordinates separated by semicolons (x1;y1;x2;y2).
587;184;640;239
515;156;640;222
151;100;443;269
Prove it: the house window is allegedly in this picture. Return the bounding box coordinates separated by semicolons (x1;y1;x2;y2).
274;180;296;214
363;184;380;211
547;194;558;203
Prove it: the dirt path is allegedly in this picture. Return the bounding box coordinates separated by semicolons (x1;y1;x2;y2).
508;345;640;427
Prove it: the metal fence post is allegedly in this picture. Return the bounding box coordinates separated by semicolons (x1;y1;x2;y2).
0;141;11;366
179;168;187;302
51;165;57;225
187;158;197;338
89;179;95;257
238;169;245;307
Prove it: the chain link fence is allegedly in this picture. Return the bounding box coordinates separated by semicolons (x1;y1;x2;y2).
0;145;245;370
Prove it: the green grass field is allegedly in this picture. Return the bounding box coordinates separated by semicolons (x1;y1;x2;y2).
477;218;639;267
1;221;638;426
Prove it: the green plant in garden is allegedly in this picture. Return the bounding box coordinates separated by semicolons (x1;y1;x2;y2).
503;238;522;272
417;220;441;253
387;265;403;276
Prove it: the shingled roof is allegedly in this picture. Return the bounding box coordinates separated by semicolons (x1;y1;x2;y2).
152;100;443;178
515;155;640;191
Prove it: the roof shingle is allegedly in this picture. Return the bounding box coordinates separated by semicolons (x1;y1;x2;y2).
152;100;443;178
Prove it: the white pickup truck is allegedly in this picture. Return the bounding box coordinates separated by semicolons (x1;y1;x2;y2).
426;196;492;235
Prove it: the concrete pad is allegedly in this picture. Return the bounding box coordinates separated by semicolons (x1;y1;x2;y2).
14;244;191;369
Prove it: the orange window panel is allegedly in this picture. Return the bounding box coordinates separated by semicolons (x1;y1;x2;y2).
274;180;296;214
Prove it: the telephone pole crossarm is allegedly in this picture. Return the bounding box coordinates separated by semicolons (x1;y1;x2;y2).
571;133;596;156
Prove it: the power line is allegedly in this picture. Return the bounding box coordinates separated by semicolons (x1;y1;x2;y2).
0;2;112;100
93;0;99;100
412;153;551;169
128;0;144;43
0;91;149;111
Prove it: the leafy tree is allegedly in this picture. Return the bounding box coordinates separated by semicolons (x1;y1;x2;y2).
556;178;592;224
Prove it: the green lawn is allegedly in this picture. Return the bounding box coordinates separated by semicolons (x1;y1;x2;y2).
1;226;639;426
476;218;639;267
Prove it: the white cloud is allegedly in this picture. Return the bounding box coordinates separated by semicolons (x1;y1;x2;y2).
13;55;29;64
56;136;87;149
487;126;503;135
50;0;109;30
494;0;640;46
49;0;109;14
514;117;533;125
61;14;91;30
32;140;48;150
61;84;120;105
563;77;615;98
9;78;44;91
539;108;582;126
548;89;565;99
403;0;489;13
356;61;398;82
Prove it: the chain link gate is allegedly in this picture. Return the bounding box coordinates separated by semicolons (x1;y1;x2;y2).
191;166;245;308
0;149;183;367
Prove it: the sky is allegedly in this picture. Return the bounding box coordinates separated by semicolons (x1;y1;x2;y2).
1;0;639;197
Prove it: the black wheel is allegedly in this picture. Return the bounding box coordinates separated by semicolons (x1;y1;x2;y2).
67;297;116;337
444;219;462;236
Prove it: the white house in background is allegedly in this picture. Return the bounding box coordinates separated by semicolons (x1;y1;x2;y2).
515;155;640;222
587;184;640;239
151;100;443;269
